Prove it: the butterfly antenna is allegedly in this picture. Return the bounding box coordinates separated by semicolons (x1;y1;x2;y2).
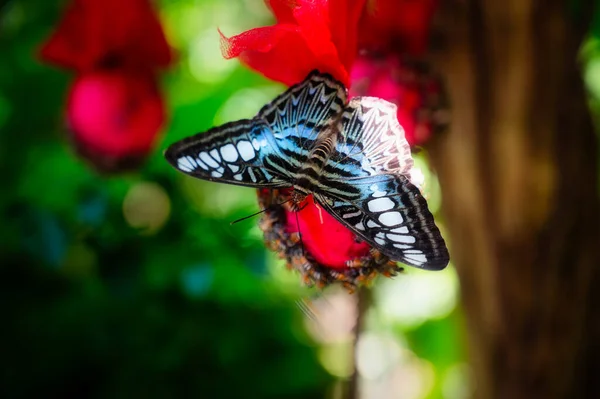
229;197;292;225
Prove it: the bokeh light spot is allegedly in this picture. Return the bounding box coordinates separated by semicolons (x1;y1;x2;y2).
318;340;354;378
304;290;358;344
376;267;459;328
189;28;237;84
442;363;474;399
123;181;171;234
214;86;283;124
181;264;214;298
356;332;403;380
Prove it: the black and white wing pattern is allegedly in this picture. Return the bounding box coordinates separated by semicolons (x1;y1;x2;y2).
165;119;287;187
315;174;449;270
166;70;449;270
165;71;347;188
325;96;413;185
315;96;449;270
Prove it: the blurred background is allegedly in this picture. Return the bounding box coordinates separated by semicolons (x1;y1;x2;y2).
1;0;599;398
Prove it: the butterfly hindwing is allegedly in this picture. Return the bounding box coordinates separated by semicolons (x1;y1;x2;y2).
325;96;413;184
314;174;449;270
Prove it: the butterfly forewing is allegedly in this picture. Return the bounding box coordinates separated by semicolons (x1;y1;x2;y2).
164;119;291;187
315;174;449;270
165;71;347;188
255;71;347;170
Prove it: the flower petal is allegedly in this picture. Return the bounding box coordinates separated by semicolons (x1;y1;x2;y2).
285;196;370;269
66;69;165;171
40;0;172;71
266;0;297;24
221;0;366;86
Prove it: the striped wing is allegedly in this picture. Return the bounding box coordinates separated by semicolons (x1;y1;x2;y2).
315;174;449;270
165;71;346;187
325;96;413;187
165;119;288;187
315;96;448;270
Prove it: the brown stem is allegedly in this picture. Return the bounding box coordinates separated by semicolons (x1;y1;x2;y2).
346;287;370;399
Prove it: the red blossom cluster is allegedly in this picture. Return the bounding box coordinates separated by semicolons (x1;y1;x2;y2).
40;0;173;172
223;0;446;287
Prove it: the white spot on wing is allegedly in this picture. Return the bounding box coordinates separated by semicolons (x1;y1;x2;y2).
252;138;261;150
233;174;243;181
211;171;223;178
177;157;194;172
378;211;403;226
220;144;238;162
196;158;209;170
369;184;387;198
387;234;416;243
391;226;409;234
367;220;378;228
199;152;219;168
405;253;427;265
229;164;240;173
355;222;365;231
393;243;412;249
367;197;395;212
248;167;257;183
209;149;220;160
343;210;362;219
237;140;255;161
375;237;386;246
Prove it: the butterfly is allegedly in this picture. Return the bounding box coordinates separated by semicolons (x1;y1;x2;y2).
165;70;449;270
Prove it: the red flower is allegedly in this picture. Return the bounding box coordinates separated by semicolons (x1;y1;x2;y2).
220;0;366;87
258;190;399;290
66;70;165;171
223;0;444;288
284;194;370;269
40;0;173;172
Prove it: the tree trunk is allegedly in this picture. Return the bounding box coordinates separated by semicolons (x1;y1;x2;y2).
430;1;600;397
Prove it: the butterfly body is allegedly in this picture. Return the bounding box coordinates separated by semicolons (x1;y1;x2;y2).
165;71;449;270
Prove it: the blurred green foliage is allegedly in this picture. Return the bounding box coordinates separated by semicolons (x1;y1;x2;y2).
0;0;470;398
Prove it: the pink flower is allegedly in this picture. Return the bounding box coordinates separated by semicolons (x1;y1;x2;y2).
350;54;447;147
40;0;173;172
66;70;165;171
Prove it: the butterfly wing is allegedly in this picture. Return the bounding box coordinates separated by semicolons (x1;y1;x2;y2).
314;95;448;269
255;71;347;171
165;118;290;187
325;96;413;186
165;71;347;188
315;174;449;270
